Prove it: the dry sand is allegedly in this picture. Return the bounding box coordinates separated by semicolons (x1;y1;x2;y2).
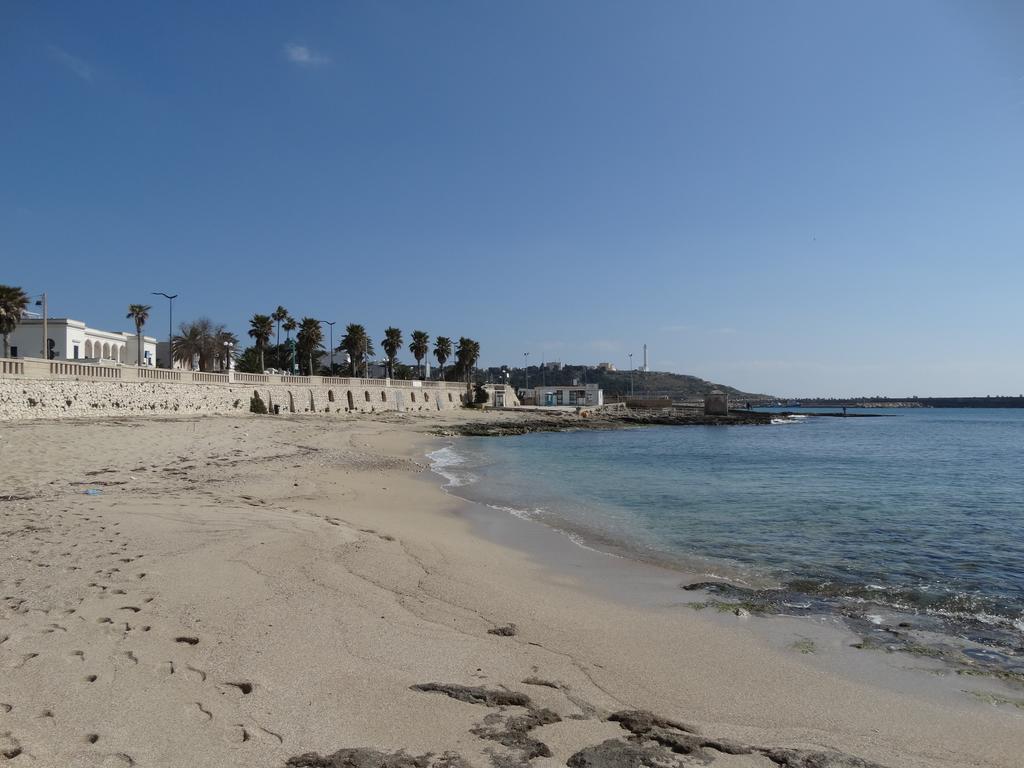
0;411;1020;767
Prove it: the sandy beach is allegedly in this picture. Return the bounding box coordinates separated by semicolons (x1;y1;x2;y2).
1;411;1021;768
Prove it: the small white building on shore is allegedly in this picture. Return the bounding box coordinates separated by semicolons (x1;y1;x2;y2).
6;318;157;366
521;383;603;407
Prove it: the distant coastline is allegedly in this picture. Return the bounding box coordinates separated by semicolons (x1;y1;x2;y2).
761;396;1024;409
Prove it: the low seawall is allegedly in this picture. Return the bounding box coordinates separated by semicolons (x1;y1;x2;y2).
0;358;491;420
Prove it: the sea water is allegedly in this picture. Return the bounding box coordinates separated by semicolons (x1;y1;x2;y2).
429;408;1024;665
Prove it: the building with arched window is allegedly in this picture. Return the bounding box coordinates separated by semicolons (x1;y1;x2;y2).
5;318;156;366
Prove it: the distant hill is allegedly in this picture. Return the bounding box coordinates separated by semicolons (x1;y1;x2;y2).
484;365;769;401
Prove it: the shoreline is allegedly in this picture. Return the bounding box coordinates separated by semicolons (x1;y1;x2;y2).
423;431;1024;713
0;411;1021;767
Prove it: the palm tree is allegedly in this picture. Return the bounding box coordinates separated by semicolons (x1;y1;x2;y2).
272;305;288;353
409;330;430;379
172;320;207;370
433;336;452;381
281;316;298;372
340;323;375;377
0;284;30;358
381;327;403;379
454;337;481;392
296;317;324;375
126;304;151;366
248;313;273;372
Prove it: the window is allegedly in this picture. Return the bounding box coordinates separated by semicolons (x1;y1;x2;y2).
364;391;371;402
10;346;17;358
73;344;79;359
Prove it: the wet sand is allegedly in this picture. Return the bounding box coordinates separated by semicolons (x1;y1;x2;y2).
0;410;1021;767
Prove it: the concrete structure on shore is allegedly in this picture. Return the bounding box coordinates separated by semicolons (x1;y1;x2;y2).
704;389;729;416
0;357;516;420
521;383;603;407
6;318;157;366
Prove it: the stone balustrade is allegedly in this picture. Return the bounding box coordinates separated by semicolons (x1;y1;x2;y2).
0;356;517;420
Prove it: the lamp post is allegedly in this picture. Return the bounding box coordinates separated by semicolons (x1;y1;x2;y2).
524;352;530;390
322;320;336;375
628;353;633;398
33;293;48;360
152;292;177;369
223;340;233;376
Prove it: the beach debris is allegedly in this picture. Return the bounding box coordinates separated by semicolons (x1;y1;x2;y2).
82;489;103;496
470;706;560;759
410;683;530;708
286;748;470;768
520;676;560;689
487;623;518;637
567;738;686;768
760;748;887;767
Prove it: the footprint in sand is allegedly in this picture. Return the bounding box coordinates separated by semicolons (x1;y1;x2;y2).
188;702;213;723
183;666;207;683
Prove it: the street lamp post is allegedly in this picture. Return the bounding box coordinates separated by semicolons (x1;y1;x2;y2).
322;320;336;375
33;293;48;360
152;292;177;369
524;352;530;391
628;353;633;398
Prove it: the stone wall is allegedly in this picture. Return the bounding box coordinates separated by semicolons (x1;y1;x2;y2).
0;358;487;420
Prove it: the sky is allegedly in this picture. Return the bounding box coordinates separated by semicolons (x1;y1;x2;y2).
2;1;1022;397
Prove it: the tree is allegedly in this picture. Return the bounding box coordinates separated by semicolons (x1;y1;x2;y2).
296;317;324;376
235;346;263;374
272;306;288;349
0;284;30;358
433;336;452;381
454;337;481;392
248;313;273;372
171;318;234;371
409;330;430;379
340;324;374;377
381;327;403;379
126;304;151;366
172;319;209;370
282;316;298;372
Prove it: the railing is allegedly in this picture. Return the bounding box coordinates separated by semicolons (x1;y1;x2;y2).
137;368;182;381
231;372;269;383
50;361;121;378
0;357;469;390
191;372;229;383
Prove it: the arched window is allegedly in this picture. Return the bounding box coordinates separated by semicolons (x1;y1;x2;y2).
448;393;453;402
424;392;430;401
410;392;416;403
328;390;335;402
381;391;387;401
84;340;93;358
346;391;354;410
364;391;371;402
102;343;111;359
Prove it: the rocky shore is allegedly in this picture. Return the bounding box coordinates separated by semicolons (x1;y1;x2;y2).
438;408;773;436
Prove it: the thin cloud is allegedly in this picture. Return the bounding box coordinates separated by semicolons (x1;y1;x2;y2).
48;45;94;82
284;43;330;67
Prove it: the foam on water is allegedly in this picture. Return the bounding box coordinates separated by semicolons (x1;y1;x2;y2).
426;445;477;488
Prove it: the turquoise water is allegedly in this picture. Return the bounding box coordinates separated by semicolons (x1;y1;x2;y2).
430;408;1024;660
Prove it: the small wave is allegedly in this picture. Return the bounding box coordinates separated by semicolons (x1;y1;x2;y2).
427;446;477;488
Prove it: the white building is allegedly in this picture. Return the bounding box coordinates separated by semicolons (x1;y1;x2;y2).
522;383;603;407
6;318;157;366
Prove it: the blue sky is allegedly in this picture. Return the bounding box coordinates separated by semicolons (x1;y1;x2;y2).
2;1;1022;396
